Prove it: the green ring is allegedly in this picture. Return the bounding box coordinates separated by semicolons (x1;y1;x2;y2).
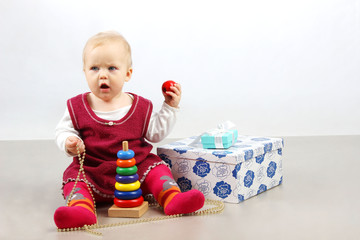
116;166;138;176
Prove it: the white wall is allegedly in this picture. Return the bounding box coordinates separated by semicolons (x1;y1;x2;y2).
0;0;359;140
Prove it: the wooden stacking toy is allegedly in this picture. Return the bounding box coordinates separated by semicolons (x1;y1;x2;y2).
108;141;148;218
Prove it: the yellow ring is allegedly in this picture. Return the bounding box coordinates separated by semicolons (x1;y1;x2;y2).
115;181;141;192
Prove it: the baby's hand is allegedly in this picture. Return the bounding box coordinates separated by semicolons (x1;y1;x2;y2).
65;136;85;155
163;83;182;108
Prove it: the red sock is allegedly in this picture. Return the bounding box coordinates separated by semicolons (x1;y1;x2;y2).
54;181;97;229
143;165;205;215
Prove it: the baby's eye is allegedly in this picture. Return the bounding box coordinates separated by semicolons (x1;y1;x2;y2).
109;66;117;71
91;66;99;71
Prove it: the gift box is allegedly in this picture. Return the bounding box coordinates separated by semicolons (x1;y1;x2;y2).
201;129;238;149
157;135;284;203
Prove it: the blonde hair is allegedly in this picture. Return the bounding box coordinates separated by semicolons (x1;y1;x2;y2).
82;31;132;67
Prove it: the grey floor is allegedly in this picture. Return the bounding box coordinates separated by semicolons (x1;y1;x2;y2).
0;136;360;240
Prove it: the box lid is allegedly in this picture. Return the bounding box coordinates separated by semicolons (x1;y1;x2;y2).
201;129;238;149
157;135;284;165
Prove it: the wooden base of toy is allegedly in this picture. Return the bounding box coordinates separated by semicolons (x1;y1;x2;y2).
108;201;148;218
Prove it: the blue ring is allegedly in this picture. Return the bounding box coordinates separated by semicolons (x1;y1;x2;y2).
116;174;139;184
117;150;135;160
114;189;142;200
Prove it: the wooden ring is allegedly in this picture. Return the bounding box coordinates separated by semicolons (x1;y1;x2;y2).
116;158;136;168
115;174;139;184
114;189;142;200
116;166;138;176
115;181;141;192
114;196;144;208
117;150;135;160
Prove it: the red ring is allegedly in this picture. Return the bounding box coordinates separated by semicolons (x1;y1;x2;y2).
114;196;144;208
116;158;136;168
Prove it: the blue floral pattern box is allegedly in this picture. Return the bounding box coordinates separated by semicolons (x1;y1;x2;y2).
157;135;284;203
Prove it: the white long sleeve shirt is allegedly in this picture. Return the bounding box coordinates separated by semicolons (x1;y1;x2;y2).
55;101;178;156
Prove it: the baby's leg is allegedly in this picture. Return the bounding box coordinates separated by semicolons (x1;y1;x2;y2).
54;181;97;229
143;164;205;215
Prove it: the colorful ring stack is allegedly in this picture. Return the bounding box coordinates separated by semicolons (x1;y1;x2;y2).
114;141;144;208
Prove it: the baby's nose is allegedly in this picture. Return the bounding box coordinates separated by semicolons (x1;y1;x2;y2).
99;70;108;79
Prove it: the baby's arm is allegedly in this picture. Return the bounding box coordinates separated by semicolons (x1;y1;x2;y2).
147;83;182;142
146;102;179;143
55;108;85;156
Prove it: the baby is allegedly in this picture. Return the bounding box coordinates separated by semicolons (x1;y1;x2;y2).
54;31;205;229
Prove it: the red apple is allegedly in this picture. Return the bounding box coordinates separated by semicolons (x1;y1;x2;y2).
162;80;177;94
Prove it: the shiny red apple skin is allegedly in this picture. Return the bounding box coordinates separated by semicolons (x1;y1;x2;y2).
162;80;177;94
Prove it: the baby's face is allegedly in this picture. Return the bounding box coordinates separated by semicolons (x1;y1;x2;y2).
83;42;132;102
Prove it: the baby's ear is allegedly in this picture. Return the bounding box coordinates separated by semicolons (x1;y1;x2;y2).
125;68;133;82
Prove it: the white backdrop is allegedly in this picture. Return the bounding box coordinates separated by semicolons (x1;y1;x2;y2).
0;0;359;140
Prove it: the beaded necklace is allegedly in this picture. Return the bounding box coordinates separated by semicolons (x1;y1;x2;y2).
58;145;225;236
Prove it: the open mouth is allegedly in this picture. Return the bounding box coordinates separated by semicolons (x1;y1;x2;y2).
100;83;110;89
